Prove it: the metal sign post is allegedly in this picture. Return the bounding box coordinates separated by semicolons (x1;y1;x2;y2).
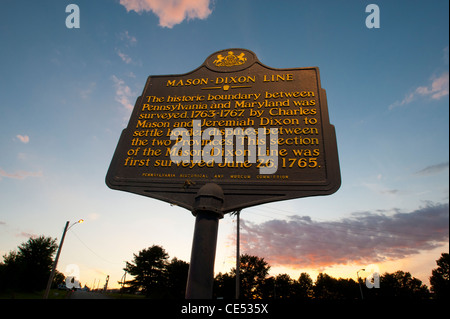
185;183;224;299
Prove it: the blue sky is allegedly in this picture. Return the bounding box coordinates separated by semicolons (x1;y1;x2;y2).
1;0;448;290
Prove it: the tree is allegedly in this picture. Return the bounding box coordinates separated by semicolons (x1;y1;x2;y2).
335;278;359;300
0;236;58;292
377;271;430;299
313;273;336;299
295;272;313;299
266;274;295;299
122;245;190;299
213;272;235;299
165;257;189;299
231;254;270;299
210;253;437;300
123;245;169;297
214;254;271;299
430;253;449;299
313;273;359;300
259;276;276;299
17;236;58;291
0;251;20;292
52;270;66;288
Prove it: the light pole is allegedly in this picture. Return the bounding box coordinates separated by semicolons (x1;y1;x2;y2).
43;219;83;299
230;210;241;299
357;268;365;300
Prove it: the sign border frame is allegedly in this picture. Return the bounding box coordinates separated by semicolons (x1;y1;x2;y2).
106;49;341;213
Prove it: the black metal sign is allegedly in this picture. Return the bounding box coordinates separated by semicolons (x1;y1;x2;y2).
106;49;340;213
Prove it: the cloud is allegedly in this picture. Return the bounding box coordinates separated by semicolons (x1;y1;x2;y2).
0;168;43;180
119;0;212;28
88;213;100;221
80;82;96;99
380;189;400;195
115;31;136;64
416;72;449;100
389;71;449;110
111;75;134;110
238;203;449;269
415;162;449;176
16;232;37;239
116;50;133;64
119;31;137;46
363;182;400;196
16;135;29;144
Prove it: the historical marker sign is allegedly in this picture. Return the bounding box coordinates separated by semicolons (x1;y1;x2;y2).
106;49;341;213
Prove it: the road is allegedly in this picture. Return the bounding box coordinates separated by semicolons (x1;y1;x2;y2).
69;290;112;299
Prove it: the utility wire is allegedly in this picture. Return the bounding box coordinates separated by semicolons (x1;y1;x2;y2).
69;229;122;265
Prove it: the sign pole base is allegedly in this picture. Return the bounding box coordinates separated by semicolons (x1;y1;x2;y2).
185;183;224;299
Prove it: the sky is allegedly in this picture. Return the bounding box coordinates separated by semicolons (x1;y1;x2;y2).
0;0;448;291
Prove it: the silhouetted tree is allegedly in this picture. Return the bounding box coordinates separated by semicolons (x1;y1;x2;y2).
231;254;270;299
213;272;235;299
260;276;276;299
313;273;359;300
165;257;189;299
0;251;19;292
52;270;66;288
211;254;437;300
261;274;295;299
335;278;359;300
313;273;336;299
123;245;190;298
0;236;57;292
375;271;430;299
123;245;169;297
295;272;313;299
429;253;449;299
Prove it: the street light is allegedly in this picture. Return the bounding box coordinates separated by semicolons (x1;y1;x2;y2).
43;219;84;299
230;210;241;299
357;268;365;300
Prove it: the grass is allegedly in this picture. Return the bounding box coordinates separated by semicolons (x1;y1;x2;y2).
0;289;70;299
104;292;146;299
1;289;168;299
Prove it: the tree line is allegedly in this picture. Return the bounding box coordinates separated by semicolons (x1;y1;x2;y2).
213;254;438;300
117;245;450;300
1;236;448;300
